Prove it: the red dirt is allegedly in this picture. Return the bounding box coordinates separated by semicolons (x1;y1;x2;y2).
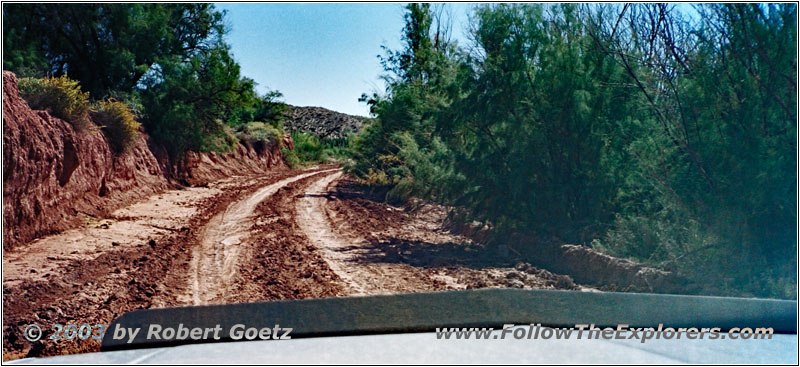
2;71;168;250
224;169;347;302
2;71;287;250
2;168;340;360
2;69;630;363
316;177;582;293
2;168;588;359
2;166;591;361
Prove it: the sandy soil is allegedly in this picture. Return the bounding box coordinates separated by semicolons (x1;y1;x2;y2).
3;176;251;289
2;168;337;359
3;166;583;360
296;171;447;295
303;175;584;295
186;168;338;305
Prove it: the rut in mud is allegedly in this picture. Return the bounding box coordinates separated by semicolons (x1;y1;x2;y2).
2;174;266;292
293;171;584;296
2;168;342;359
3;165;582;360
188;169;337;305
295;170;445;295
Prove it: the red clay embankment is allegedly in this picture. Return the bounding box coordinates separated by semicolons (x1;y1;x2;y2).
2;70;288;250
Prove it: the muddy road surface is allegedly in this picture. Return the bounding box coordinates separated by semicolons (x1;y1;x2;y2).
186;169;338;305
3;166;582;360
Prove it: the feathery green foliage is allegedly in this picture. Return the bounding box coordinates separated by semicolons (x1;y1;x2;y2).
3;4;226;98
352;3;797;298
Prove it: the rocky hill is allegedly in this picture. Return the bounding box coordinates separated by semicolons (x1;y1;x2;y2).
283;105;369;140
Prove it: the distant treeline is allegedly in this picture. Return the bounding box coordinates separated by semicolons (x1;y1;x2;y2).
349;4;797;298
3;4;287;156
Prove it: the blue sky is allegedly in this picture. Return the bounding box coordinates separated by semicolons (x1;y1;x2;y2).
214;3;473;116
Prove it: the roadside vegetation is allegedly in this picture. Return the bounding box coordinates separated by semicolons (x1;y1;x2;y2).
236;121;283;149
91;99;141;154
350;3;796;298
4;4;290;158
4;3;795;298
18;75;90;129
283;132;352;168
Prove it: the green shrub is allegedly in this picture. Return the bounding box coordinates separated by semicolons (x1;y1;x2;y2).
92;99;142;154
278;132;347;168
592;212;715;270
592;210;797;298
199;123;239;153
235;121;282;146
281;147;301;169
18;75;90;128
291;132;327;163
319;135;353;162
105;90;145;119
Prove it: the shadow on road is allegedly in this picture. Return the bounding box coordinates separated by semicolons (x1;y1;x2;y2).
337;238;512;269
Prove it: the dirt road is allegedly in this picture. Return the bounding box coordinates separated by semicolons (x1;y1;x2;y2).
296;171;446;295
187;169;337;305
3;166;581;360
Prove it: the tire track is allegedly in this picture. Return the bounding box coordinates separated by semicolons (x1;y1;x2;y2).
187;168;338;305
295;170;440;295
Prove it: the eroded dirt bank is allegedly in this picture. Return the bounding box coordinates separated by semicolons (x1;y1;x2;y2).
4;71;608;362
2;167;342;359
2;71;287;251
3;166;587;360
